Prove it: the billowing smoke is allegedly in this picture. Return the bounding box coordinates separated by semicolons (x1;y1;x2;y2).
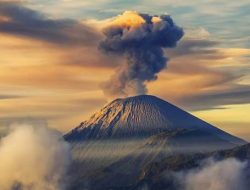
180;158;248;190
99;11;184;98
0;124;71;190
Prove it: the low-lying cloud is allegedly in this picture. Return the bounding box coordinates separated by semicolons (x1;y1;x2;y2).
179;158;248;190
0;124;71;190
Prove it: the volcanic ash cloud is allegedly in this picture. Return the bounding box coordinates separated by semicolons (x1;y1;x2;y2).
99;11;184;98
0;124;71;190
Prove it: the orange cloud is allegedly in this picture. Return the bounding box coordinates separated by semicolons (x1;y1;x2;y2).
0;4;250;137
109;11;146;28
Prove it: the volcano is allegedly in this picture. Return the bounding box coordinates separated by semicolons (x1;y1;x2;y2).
65;95;248;190
64;95;244;147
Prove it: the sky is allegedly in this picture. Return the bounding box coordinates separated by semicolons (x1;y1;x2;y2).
0;0;250;140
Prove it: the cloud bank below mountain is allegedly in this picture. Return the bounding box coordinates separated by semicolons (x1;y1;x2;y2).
0;124;71;190
177;158;248;190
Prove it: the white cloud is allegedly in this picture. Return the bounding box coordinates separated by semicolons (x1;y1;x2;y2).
0;124;71;190
182;158;248;190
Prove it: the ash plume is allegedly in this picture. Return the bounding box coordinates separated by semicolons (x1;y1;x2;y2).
99;11;184;98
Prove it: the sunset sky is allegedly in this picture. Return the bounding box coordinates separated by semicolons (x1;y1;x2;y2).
0;0;250;140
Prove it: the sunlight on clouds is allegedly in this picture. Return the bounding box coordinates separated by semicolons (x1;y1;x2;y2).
223;48;250;56
0;64;107;89
1;30;249;134
109;11;146;28
0;90;106;131
0;2;249;139
0;34;62;66
192;104;250;141
193;104;250;124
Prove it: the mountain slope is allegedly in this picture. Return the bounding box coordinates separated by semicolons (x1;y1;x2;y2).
65;95;248;190
64;95;245;146
68;142;250;190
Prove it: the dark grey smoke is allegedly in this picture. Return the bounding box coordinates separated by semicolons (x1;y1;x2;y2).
0;2;100;45
99;11;184;98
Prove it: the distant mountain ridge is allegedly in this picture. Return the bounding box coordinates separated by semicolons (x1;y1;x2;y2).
64;95;245;146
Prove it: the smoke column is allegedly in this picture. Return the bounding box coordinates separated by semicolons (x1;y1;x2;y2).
99;11;184;98
0;124;71;190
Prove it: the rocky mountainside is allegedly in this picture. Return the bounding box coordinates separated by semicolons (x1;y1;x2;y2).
68;143;250;190
65;95;245;146
65;95;248;190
